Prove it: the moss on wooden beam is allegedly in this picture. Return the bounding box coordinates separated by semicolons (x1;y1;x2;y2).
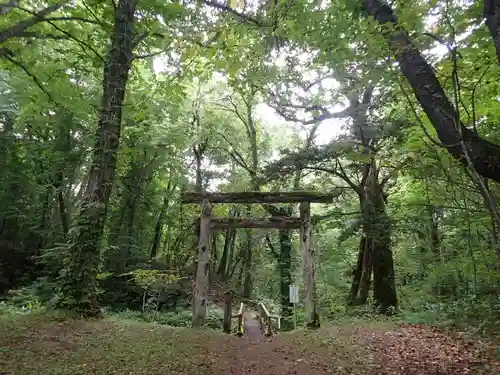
210;216;302;230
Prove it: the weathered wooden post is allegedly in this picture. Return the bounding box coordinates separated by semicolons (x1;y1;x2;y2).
300;201;319;328
192;199;212;327
266;316;273;336
237;302;244;336
223;290;232;333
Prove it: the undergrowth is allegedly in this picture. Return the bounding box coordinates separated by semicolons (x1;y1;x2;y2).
109;307;224;329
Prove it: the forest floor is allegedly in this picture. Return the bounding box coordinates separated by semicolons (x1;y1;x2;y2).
0;313;498;375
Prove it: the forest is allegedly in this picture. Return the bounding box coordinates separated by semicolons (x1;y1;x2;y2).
0;0;499;373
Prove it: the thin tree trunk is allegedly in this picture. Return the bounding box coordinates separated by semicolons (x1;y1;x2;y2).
151;196;168;259
348;236;365;305
210;233;217;285
366;173;397;313
29;187;51;255
217;206;239;278
59;0;137;317
124;196;137;270
226;229;238;278
278;229;293;329
218;230;231;278
56;184;69;237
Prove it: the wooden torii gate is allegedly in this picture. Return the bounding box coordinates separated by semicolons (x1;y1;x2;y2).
181;191;334;328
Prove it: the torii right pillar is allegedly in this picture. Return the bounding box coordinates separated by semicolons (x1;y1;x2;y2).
300;201;320;328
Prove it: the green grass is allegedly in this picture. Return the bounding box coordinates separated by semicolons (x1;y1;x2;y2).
0;313;218;375
0;312;498;375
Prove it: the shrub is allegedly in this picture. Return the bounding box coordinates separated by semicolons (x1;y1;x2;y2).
110;306;224;330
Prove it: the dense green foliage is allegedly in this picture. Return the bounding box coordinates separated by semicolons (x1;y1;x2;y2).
1;0;499;332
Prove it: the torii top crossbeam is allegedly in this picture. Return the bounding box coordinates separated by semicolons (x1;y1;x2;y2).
181;191;334;204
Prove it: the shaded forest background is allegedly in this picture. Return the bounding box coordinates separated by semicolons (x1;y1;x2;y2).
1;0;499;333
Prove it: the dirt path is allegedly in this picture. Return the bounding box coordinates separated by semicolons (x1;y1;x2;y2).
243;311;263;341
206;321;500;375
210;319;326;375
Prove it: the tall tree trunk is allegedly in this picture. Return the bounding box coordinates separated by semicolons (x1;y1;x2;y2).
59;0;137;317
364;165;397;313
484;0;500;64
362;0;500;182
278;229;293;329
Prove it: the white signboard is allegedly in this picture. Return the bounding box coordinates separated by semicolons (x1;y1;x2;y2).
289;284;299;303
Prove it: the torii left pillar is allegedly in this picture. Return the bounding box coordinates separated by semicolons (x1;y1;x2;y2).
192;199;212;326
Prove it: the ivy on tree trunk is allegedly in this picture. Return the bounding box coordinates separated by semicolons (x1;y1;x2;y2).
58;0;137;317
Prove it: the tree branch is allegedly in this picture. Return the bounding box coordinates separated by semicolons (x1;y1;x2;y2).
335;159;361;192
201;0;267;27
45;16;102;25
0;0;18;15
304;165;360;193
15;31;69;39
261;139;356;183
15;6;106;63
265;234;279;259
0;1;69;44
212;130;251;173
267;89;353;125
312;210;361;223
133;44;173;60
1;48;52;101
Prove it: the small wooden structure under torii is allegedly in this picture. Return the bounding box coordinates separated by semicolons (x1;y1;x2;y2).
181;191;334;329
